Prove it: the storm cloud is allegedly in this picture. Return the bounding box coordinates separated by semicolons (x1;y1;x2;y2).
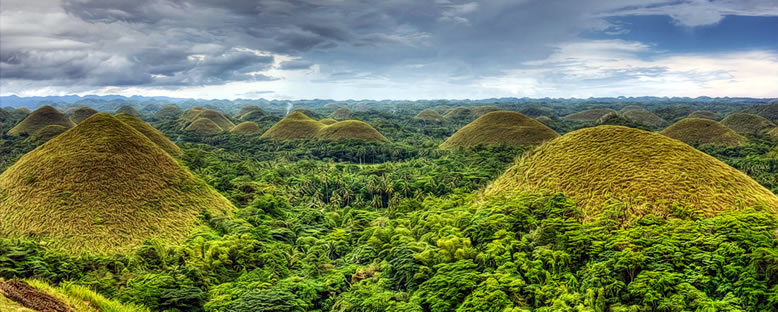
1;0;776;98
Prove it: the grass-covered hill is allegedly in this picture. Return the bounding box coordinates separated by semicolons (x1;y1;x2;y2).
319;118;337;125
563;108;617;122
115;113;184;157
184;117;225;136
230;121;263;135
155;104;183;120
189;109;235;131
687;110;719;120
115;104;141;117
660;118;746;146
440;111;559;150
720;112;775;135
261;111;325;140
0;113;233;254
443;107;473;120
180;107;206;121
487;126;778;220
235;105;262;118
621;108;667;128
7;106;75;136
414;109;444;122
25;125;69;144
317;120;389;142
329;107;352;120
69;106;98;124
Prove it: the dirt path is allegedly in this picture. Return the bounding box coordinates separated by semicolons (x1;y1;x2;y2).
0;280;72;312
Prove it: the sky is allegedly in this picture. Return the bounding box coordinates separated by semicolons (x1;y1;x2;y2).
0;0;777;100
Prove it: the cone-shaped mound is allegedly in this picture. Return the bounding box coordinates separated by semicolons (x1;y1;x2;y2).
444;107;473;120
535;116;554;126
155;104;183;119
0;113;233;253
181;107;206;121
622;109;667;127
660;118;746;146
721;113;775;135
487;126;778;220
114;113;183;157
471;105;500;117
261;111;324;140
440;111;560;150
115;105;141;116
320;118;337;125
742;102;778;122
7;106;75;136
414;109;444;122
316;120;389;142
239;110;266;122
236;105;261;118
142;103;162;114
16;107;31;114
70;106;98;124
230;121;262;135
292;108;319;119
26;125;68;143
192;109;235;131
563;108;617;122
185;118;224;136
329;107;352;120
688;110;719;120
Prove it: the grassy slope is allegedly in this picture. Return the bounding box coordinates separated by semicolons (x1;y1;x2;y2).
316;120;389;142
414;109;443;122
192;110;235;131
114;113;184;157
440;111;560;150
185;118;224;136
0;113;233;254
230;121;263;135
7;106;75;136
71;107;98;124
563;108;617;121
487;125;778;220
660;118;746;146
721;112;775;135
261;112;324;140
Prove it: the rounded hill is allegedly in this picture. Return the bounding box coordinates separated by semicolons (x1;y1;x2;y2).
486;126;778;220
440;111;560;150
316;120;389;142
155;104;183;119
115;105;141;116
563;108;617;122
70;106;98;124
261;111;324;140
320;118;337;125
185;118;225;136
114;113;183;157
26;125;68;143
687;110;719;120
660;118;745;146
7;106;75;136
329;107;352;120
230;121;262;135
622;109;667;127
443;107;473;120
0;113;234;254
191;109;235;131
720;113;775;135
181;107;206;121
414;109;444;122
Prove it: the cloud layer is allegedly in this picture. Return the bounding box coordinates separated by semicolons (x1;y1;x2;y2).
1;0;776;99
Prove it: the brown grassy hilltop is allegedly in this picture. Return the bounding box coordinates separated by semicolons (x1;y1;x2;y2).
471;105;500;117
185;118;225;136
414;109;444;122
329;107;352;120
115;105;141;117
25;125;69;143
440;111;559;150
191;109;235;131
115;113;183;157
720;112;775;135
235;105;261;118
622;109;667;128
181;107;206;121
0;113;234;254
70;106;98;124
7;106;75;136
230;121;263;135
563;108;617;122
261;111;324;140
443;107;473;120
317;120;389;142
687;110;719;120
660;118;745;146
486;126;778;221
155;104;183;119
320;118;337;125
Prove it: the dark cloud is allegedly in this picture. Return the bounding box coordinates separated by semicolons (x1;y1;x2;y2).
279;60;313;70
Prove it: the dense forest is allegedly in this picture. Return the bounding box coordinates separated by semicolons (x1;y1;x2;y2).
1;98;777;312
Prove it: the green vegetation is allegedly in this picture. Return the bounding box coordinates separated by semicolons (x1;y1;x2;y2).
115;113;184;157
0;113;234;254
329;107;352;120
70;106;98;124
317;120;389;143
660;118;746;146
1;279;147;312
7;106;75;136
441;111;559;150
229;121;263;135
414;109;444;122
721;112;775;135
261;112;325;140
443;107;473;120
563;108;617;122
488;126;778;220
687;110;719;120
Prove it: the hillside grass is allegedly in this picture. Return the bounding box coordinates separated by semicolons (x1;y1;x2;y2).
0;113;234;254
185;118;225;136
0;279;147;312
563;108;617;122
115;113;184;157
487;125;778;221
622;109;667;127
687;110;719;120
317;120;389;142
440;111;559;150
261;112;325;140
230;121;263;135
70;106;98;124
660;118;746;146
191;109;235;131
720;112;775;135
7;106;75;136
115;105;141;117
25;125;68;144
414;109;443;122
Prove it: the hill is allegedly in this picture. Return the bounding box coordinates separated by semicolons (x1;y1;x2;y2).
155;104;183;119
471;105;500;116
316;120;389;142
720;112;775;135
440;111;559;150
115;105;141;116
69;107;98;124
292;108;319;119
622;109;667;127
114;113;184;157
261;111;324;140
687;110;719;120
7;106;75;136
230;121;263;135
0;113;233;253
320;118;337;125
486;126;778;220
443;107;473;120
329;107;352;120
660;118;746;146
563;108;617;122
414;109;444;122
185;118;225;136
181;107;206;121
190;109;235;131
25;125;69;143
741;101;778;122
235;105;261;118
